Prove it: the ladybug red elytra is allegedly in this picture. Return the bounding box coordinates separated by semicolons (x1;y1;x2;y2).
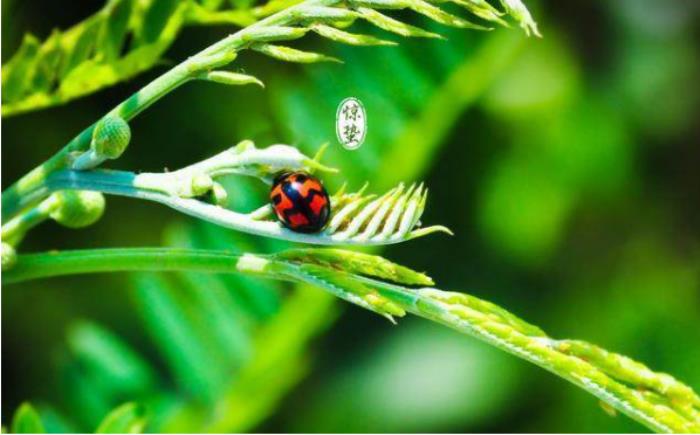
270;171;331;233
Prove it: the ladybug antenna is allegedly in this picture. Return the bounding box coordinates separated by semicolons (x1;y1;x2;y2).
305;143;338;174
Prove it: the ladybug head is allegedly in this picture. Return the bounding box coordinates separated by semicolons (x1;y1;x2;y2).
272;171;293;185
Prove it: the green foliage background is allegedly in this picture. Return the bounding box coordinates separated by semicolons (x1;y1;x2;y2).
2;0;699;432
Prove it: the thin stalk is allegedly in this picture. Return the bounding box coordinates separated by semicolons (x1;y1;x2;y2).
1;195;60;245
3;248;274;284
9;169;443;246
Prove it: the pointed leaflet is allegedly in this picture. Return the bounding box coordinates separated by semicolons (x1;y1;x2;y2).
274;248;434;286
312;24;397;46
11;403;46;434
2;35;41;102
95;402;147;433
252;43;341;63
356;7;442;38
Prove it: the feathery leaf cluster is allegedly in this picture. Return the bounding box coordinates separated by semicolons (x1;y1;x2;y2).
1;0;262;116
5;247;699;433
2;0;538;116
8;401;146;434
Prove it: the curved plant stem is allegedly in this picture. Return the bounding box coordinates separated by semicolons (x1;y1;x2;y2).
1;0;539;220
3;248;269;283
6;248;699;433
0;0;334;219
369;282;700;434
9;168;446;246
1;195;60;245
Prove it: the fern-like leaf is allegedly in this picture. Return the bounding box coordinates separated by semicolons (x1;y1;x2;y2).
5;247;699;433
1;0;258;116
1;0;538;117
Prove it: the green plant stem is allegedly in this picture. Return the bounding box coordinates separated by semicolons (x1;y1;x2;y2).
1;0;539;219
4;168;444;246
380;286;700;433
3;248;273;284
1;195;59;245
6;248;699;433
0;0;339;220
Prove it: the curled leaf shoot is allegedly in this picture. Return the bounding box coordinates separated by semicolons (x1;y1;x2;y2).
198;70;265;88
2;190;106;246
26;142;451;246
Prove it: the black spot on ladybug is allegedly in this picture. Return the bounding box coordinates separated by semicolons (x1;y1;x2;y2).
270;171;331;233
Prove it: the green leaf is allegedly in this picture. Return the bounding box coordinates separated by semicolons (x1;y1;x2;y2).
203;71;265;87
292;5;359;22
28;30;63;95
186;2;255;26
499;0;540;36
202;286;338;432
2;0;537;116
312;24;398;46
136;0;182;44
11;403;45;434
66;321;158;397
131;274;230;401
95;402;147;433
252;43;342;63
285;262;406;321
355;7;442;38
242;26;310;42
406;0;489;29
450;0;508;26
275;248;434;286
59;17;102;79
97;0;134;61
1;0;241;116
280;259;700;433
1;34;41;102
163;225;255;367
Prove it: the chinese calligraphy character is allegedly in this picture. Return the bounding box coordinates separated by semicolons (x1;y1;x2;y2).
343;124;360;144
336;97;366;150
342;102;360;122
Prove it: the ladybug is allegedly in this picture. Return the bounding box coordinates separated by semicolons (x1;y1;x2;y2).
270;171;331;233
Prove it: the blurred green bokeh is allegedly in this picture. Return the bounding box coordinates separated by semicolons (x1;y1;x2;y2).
2;0;699;432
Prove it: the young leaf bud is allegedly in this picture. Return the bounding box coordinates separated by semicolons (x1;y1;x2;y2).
191;174;214;197
49;190;106;228
210;182;228;206
204;71;264;88
72;116;131;170
93;116;131;158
